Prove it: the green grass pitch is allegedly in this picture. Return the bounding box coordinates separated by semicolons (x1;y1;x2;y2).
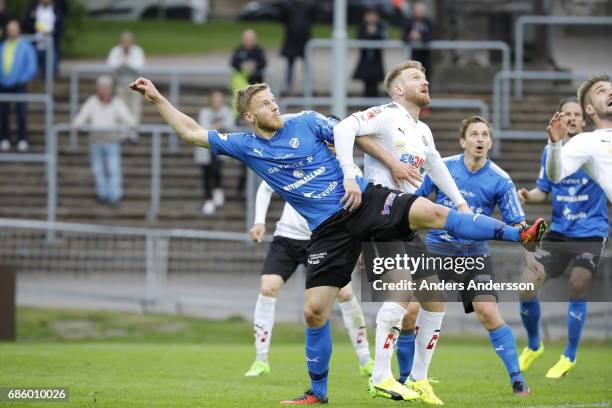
0;308;610;407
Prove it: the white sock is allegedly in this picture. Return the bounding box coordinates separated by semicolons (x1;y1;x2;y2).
411;308;445;381
338;296;371;367
372;301;406;384
253;294;276;362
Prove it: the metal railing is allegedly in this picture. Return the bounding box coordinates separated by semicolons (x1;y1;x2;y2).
0;218;261;309
491;70;595;156
304;38;509;119
279;96;490;120
69;65;280;148
514;15;612;97
50;123;174;225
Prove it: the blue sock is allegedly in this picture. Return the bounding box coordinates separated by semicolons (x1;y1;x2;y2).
489;325;523;383
444;210;520;242
306;321;332;399
564;300;587;362
520;299;541;350
397;331;415;383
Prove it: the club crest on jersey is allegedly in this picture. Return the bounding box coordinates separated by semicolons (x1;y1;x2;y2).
293;169;305;178
381;192;397;215
421;134;428;146
289;137;300;149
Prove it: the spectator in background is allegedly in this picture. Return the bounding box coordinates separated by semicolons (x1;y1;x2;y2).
107;31;146;143
24;0;63;78
353;7;386;97
195;90;233;215
400;1;433;78
230;29;266;88
230;29;266;198
278;0;317;92
72;75;136;207
0;19;37;152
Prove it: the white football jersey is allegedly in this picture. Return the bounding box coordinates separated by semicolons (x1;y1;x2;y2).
547;128;612;203
351;102;444;193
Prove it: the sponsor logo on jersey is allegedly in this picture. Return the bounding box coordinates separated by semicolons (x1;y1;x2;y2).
268;159;305;174
289;137;300;149
381;192;397;215
307;252;327;265
310;181;338;199
283;167;326;191
400;153;425;168
218;133;228;141
563;206;587;221
253;148;264;157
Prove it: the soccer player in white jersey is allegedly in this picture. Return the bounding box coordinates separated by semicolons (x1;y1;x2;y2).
244;178;374;378
518;97;608;379
546;75;612;202
334;60;471;405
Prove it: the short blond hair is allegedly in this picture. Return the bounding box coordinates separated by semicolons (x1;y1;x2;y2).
383;60;425;95
577;74;610;123
459;115;493;139
235;83;270;115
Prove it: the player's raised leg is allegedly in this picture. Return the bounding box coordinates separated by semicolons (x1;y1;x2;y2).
407;197;547;247
336;283;373;376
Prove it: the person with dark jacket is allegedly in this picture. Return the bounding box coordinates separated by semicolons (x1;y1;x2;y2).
399;1;434;77
23;0;63;78
278;0;317;91
230;29;267;198
353;7;386;97
230;29;266;85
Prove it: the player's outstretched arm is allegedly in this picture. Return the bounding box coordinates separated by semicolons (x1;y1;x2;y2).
130;77;210;148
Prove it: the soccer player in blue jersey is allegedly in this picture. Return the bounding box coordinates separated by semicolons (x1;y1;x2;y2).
517;97;609;379
406;115;532;396
130;77;546;405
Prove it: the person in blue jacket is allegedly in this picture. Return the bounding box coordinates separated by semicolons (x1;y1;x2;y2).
0;19;37;152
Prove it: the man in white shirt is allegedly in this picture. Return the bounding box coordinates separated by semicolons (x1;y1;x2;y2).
334;60;472;404
107;31;146;142
244;177;374;378
546;75;612;203
72;75;136;207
